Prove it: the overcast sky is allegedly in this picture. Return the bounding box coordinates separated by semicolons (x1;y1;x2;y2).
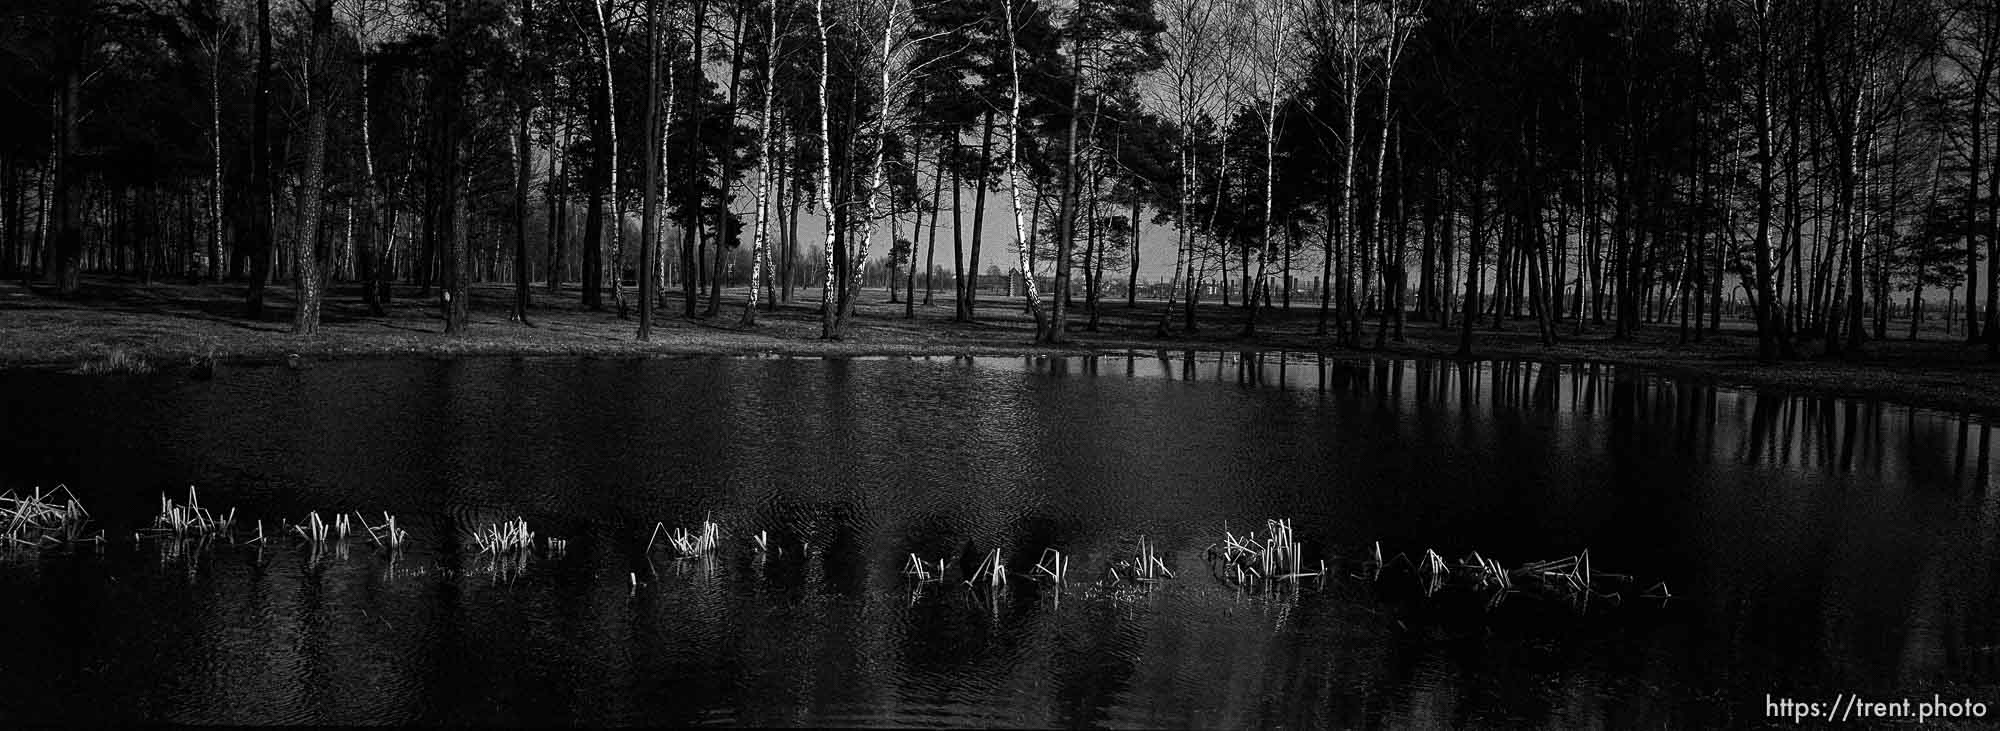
764;186;1185;280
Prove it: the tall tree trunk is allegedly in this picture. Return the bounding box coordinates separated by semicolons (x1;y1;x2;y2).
1044;52;1084;344
292;0;336;335
909;134;937;319
707;3;748;317
743;0;779;326
815;0;840;337
584;185;604;308
436;13;468;334
1457;176;1485;357
1986;87;2000;358
1001;0;1047;339
2;155;17;281
966;110;994;320
1316;169;1333;336
639;0;663;339
945;141;960;311
1126;197;1140;309
52;73;83;296
1244;90;1278;337
1966;47;1993;341
595;0;626;319
784;157;800;303
512;0;537;325
832;0;903;336
243;0;274;314
1156;140;1189;337
685;0;710;316
358;6;391;315
206;20;224;283
1336;13;1361;346
1084;152;1103;331
547;115;568;294
1750;5;1783;358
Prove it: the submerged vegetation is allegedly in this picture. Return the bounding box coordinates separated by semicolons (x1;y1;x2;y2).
648;516;720;558
2;485;102;549
74;349;154;377
11;486;1676;628
472;518;535;554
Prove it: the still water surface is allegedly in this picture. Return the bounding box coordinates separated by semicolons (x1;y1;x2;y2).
1;354;1995;727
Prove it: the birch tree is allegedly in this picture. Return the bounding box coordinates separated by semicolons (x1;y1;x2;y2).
592;0;627;319
1001;0;1050;339
639;0;662;339
1144;0;1226;336
741;0;793;326
829;0;942;337
1229;0;1304;336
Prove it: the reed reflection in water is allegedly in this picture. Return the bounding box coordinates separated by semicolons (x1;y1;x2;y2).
0;354;1993;727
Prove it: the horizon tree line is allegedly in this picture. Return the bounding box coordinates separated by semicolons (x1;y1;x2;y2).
0;0;1995;358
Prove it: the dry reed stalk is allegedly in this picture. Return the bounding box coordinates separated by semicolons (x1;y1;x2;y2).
649;516;719;558
1132;536;1175;581
967;548;1007;588
5;485;98;549
901;553;947;583
1035;548;1069;584
472;518;533;554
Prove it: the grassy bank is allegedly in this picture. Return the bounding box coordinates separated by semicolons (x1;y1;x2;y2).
4;276;1997;416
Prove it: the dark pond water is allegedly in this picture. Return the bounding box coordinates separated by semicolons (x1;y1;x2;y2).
1;354;1996;727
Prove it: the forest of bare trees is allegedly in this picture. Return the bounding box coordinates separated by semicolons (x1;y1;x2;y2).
1;0;1996;358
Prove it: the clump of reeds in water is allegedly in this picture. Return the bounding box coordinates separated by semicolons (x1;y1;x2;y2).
1103;535;1175;586
646;516;718;558
1034;548;1071;585
966;548;1008;589
901;553;949;583
545;537;568;557
3;484;102;548
152;486;236;539
1367;544;1671;611
286;511;347;544
1510;549;1654;609
472;518;534;553
77;348;155;376
1369;543;1519;607
354;511;408;550
1206;519;1323;586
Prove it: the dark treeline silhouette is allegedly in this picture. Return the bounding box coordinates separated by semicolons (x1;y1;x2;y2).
0;0;1992;357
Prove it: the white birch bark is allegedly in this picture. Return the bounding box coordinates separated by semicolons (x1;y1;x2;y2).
1002;0;1046;333
816;0;840;337
743;0;781;324
594;0;625;316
